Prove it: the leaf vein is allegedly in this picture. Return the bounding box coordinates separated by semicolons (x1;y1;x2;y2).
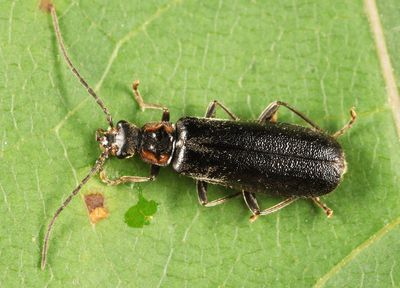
313;215;400;287
365;0;400;138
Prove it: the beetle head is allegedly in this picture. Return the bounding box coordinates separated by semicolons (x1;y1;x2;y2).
96;127;119;156
96;121;140;159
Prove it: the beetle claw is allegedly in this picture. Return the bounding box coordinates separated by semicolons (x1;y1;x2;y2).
249;213;260;223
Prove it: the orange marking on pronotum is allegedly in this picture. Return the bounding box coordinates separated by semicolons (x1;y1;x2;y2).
141;150;170;165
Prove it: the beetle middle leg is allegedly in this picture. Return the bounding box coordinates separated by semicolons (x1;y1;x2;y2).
258;101;322;131
205;100;239;120
196;181;241;207
242;189;298;222
242;191;261;218
249;196;298;222
100;165;160;185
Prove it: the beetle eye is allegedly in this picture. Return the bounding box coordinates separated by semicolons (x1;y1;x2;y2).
106;134;115;145
95;129;105;142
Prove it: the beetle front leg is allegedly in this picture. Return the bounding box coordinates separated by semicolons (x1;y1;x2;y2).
100;165;159;185
205;100;239;120
196;181;241;207
132;80;170;121
258;101;322;131
311;197;333;218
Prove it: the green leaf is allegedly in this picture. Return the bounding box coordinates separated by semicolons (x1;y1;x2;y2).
125;192;158;228
1;0;400;287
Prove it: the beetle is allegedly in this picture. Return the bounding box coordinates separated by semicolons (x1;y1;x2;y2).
41;2;356;270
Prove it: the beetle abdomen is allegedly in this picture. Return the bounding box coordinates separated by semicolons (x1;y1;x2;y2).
172;117;346;197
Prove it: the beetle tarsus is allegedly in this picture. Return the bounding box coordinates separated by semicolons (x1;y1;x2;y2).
249;213;260;223
312;197;334;218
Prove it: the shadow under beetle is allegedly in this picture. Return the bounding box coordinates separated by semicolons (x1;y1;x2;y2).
41;3;357;270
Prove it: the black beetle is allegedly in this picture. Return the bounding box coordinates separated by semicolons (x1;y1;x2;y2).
41;3;356;269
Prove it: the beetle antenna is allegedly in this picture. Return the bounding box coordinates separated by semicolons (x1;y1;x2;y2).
45;2;114;127
41;150;109;270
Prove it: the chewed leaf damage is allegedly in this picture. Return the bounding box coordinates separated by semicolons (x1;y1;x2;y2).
124;193;158;228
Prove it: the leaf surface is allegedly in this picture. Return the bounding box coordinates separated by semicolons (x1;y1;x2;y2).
0;0;399;287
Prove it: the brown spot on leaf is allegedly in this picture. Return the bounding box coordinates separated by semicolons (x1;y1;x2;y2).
84;193;109;224
39;0;53;12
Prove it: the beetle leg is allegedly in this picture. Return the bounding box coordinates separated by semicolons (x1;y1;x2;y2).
311;197;333;218
242;191;261;220
205;100;239;120
249;196;298;222
197;180;241;207
132;80;170;121
332;108;357;138
99;165;159;185
258;101;322;131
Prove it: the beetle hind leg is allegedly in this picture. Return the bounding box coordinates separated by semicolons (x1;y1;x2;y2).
196;181;241;207
332;108;357;138
311;197;333;218
258;101;322;131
